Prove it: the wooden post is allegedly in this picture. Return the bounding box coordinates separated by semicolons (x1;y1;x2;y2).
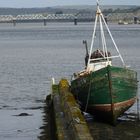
134;16;138;24
43;19;47;26
13;18;16;26
137;97;140;121
74;18;77;25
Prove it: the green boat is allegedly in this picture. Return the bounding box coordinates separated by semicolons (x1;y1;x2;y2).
70;1;138;124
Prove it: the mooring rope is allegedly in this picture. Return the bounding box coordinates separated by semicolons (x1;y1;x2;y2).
84;73;92;112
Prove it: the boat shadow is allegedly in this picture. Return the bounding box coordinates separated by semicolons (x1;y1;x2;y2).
84;112;140;140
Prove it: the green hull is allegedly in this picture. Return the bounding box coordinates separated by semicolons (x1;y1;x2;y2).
71;66;138;124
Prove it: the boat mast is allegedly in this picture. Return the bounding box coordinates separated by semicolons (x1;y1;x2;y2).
87;0;125;70
87;1;99;68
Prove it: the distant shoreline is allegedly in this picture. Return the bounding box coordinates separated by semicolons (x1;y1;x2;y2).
0;5;139;15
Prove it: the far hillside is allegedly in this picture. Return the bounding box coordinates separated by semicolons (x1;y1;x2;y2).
0;5;139;15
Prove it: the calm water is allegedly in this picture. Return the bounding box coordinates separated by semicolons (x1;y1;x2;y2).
0;22;139;140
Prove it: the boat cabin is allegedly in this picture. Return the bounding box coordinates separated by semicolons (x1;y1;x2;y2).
73;49;112;79
87;49;112;72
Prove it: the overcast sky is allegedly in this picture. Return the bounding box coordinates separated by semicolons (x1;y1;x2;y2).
0;0;139;8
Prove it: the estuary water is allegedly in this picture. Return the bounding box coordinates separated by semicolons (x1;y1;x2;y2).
0;22;139;140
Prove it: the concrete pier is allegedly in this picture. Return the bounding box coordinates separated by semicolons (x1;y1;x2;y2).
46;79;93;140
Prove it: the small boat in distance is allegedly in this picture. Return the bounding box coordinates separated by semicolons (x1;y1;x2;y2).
70;0;138;124
118;20;129;25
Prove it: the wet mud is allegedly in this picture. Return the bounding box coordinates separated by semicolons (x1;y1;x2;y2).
39;102;140;140
87;115;140;140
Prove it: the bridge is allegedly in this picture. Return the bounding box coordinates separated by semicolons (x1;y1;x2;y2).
0;13;94;25
0;13;138;25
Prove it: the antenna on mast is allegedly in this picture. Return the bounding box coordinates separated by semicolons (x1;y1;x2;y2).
97;0;101;7
96;0;100;9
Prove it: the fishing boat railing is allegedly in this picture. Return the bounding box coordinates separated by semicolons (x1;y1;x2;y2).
89;55;120;62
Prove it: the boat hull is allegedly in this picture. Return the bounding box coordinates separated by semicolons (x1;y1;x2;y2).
71;66;138;124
